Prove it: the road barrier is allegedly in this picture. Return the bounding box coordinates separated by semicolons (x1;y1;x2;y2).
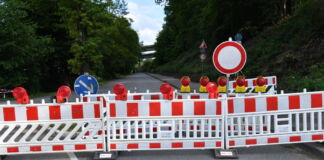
2;84;324;159
0;99;105;155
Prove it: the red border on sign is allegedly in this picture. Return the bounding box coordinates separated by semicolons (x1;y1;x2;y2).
212;41;246;74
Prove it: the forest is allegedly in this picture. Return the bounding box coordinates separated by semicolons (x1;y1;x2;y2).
0;0;141;92
151;0;324;92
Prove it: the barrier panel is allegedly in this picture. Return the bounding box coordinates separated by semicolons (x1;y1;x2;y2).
0;99;105;155
225;91;324;148
228;76;277;94
105;99;225;151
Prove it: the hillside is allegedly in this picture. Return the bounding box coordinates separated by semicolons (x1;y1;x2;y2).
150;0;324;92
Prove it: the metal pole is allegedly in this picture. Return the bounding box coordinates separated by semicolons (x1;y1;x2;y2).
226;74;230;97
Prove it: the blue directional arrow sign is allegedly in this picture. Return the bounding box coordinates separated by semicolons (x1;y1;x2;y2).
74;74;99;96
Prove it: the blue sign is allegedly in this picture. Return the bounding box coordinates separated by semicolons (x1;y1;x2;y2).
74;74;99;96
234;33;243;41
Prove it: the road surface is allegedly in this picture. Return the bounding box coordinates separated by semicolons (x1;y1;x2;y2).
2;73;323;160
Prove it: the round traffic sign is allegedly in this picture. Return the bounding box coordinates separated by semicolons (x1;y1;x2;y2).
212;41;246;74
74;74;99;96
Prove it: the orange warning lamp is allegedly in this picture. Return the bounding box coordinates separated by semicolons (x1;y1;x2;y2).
255;76;266;93
217;76;227;93
56;85;71;103
113;83;127;100
235;76;246;93
160;83;173;100
206;82;219;99
180;76;191;93
199;76;209;93
12;87;30;104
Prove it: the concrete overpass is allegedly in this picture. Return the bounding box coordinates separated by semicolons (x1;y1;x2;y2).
141;44;155;60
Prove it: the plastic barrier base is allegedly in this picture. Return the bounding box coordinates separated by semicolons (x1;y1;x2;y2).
94;151;118;160
214;149;238;159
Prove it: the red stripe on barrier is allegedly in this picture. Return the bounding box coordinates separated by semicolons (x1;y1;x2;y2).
178;95;182;99
127;143;139;149
7;147;19;153
216;141;222;147
229;140;235;146
312;134;324;140
272;77;276;84
216;101;222;115
171;142;183;148
49;106;61;120
133;95;142;100
52;145;64;151
265;78;268;85
72;105;84;119
94;104;100;118
127;103;138;117
311;94;323;108
267;137;279;143
194;101;205;115
191;95;200;99
110;144;116;149
96;97;106;107
212;125;216;130
172;102;183;116
289;95;300;109
30;146;41;152
194;142;205;148
149;143;161;149
267;97;278;111
245;98;256;112
97;144;103;149
246;139;257;145
290;136;301;142
110;103;116;117
233;82;236;88
151;95;160;100
149;102;161;116
75;144;86;150
228;100;234;114
252;80;256;86
3;107;16;121
82;97;88;102
26;106;38;120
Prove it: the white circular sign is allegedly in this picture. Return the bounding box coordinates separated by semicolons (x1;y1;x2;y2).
213;41;246;74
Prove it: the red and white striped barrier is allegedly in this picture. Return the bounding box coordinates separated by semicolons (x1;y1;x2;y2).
225;91;324;148
0;100;105;155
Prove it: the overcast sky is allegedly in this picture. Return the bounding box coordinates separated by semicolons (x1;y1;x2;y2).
125;0;165;45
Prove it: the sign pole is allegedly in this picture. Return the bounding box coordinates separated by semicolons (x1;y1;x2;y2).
226;74;230;97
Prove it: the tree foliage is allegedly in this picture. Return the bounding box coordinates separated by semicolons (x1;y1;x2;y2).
0;0;140;92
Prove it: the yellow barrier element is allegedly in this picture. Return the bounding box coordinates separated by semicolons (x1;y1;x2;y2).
218;86;227;93
255;86;266;93
235;86;246;93
199;86;207;93
180;85;191;93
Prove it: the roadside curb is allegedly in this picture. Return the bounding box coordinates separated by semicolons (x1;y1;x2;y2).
144;72;180;89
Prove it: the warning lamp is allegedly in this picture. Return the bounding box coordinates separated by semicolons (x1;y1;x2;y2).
217;76;227;93
255;76;266;93
56;85;71;103
180;76;191;93
160;83;173;100
113;83;127;100
206;82;219;99
234;76;246;93
199;76;209;93
12;87;29;104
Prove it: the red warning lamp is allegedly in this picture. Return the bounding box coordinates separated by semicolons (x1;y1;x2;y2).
181;76;191;86
56;85;71;103
217;77;227;87
256;77;266;86
236;77;245;87
206;82;219;99
160;83;173;100
12;87;29;104
200;76;209;86
113;83;127;100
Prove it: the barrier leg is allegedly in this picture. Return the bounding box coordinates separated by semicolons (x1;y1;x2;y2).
94;151;118;160
214;149;238;159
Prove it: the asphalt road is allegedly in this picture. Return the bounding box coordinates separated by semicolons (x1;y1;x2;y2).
2;73;323;160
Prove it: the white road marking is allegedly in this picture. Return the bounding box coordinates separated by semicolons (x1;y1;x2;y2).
67;152;78;160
